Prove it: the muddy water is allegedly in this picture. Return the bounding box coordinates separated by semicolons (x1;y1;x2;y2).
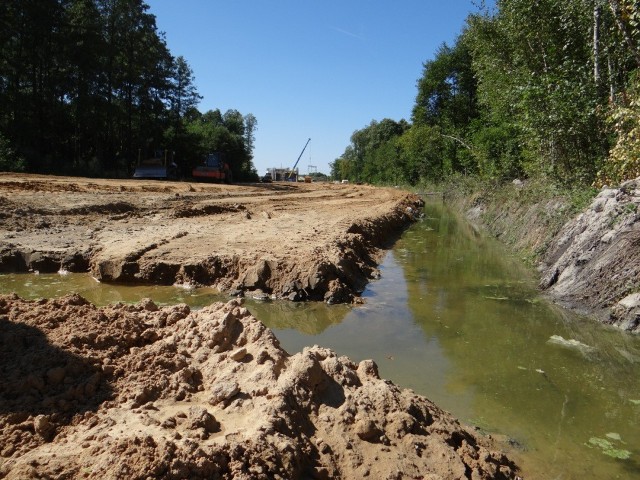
2;203;639;479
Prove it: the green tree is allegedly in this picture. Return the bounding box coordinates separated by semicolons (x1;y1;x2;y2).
0;132;25;172
64;0;108;172
336;119;408;184
465;0;616;183
185;108;258;181
397;124;447;183
412;36;478;175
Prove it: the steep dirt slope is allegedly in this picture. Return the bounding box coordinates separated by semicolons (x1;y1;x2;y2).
539;179;640;332
456;178;640;333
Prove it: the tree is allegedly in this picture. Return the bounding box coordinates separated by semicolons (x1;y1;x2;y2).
243;113;257;159
169;56;201;119
0;132;25;172
412;35;478;175
464;0;611;183
596;75;640;186
0;0;257;180
184;108;258;181
397;124;447;183
335;119;409;184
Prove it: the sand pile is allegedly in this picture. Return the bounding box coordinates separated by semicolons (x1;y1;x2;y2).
0;294;520;479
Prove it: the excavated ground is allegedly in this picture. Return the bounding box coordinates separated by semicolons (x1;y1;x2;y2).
0;174;522;478
460;177;640;333
0;173;424;304
0;294;521;479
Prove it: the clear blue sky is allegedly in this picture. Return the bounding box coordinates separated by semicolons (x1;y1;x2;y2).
145;1;486;176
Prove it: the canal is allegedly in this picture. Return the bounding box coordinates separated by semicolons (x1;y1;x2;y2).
1;202;639;479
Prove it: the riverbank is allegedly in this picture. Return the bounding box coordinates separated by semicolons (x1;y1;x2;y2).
440;176;640;333
0;173;423;304
0;294;521;479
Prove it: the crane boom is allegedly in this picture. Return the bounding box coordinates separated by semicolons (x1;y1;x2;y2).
288;138;311;180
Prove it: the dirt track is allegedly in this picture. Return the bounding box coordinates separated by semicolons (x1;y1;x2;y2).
0;174;424;303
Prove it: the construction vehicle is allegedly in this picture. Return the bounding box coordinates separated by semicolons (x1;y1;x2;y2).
286;138;310;181
192;152;232;182
133;150;178;180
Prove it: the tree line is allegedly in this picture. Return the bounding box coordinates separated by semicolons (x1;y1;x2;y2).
0;0;258;181
332;0;640;188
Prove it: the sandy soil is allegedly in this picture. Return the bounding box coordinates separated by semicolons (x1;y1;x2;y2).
0;173;423;303
0;294;521;479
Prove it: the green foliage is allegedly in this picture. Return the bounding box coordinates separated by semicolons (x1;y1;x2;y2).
337;0;639;191
185;109;258;181
412;40;478;130
333;119;409;183
469;121;523;180
465;0;611;184
596;73;640;187
0;0;257;180
397;124;448;183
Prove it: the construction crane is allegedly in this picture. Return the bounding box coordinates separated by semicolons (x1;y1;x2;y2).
287;138;311;181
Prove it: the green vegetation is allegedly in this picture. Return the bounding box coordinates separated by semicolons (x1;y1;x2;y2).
0;0;257;180
587;435;632;460
332;0;640;190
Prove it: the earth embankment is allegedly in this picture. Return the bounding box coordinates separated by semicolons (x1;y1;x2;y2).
0;174;423;304
453;178;640;333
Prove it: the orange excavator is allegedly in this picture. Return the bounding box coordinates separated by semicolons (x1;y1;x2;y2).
192;152;232;182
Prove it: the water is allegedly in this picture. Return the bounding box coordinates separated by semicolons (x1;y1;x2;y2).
1;203;639;479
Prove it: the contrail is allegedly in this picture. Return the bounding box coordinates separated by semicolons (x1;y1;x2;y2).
330;26;364;40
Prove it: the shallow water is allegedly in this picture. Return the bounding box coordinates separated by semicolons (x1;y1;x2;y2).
1;203;639;479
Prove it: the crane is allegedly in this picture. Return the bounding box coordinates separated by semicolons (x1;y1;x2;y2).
287;138;311;180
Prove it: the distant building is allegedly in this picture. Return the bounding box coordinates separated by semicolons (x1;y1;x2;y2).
267;167;298;182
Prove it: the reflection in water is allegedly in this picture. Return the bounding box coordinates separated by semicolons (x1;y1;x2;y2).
0;273;228;308
1;203;639;479
246;300;350;335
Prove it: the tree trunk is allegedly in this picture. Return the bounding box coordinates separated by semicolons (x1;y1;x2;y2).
594;2;602;85
608;0;640;68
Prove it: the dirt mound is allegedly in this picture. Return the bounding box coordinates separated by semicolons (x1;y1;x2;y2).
171;203;246;218
0;295;521;479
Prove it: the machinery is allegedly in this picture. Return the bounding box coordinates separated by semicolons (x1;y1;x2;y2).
286;138;311;181
192;152;232;182
133;150;177;180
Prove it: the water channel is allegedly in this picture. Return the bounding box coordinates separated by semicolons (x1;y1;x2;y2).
1;202;639;479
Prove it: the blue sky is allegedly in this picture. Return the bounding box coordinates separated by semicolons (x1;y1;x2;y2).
145;1;486;176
